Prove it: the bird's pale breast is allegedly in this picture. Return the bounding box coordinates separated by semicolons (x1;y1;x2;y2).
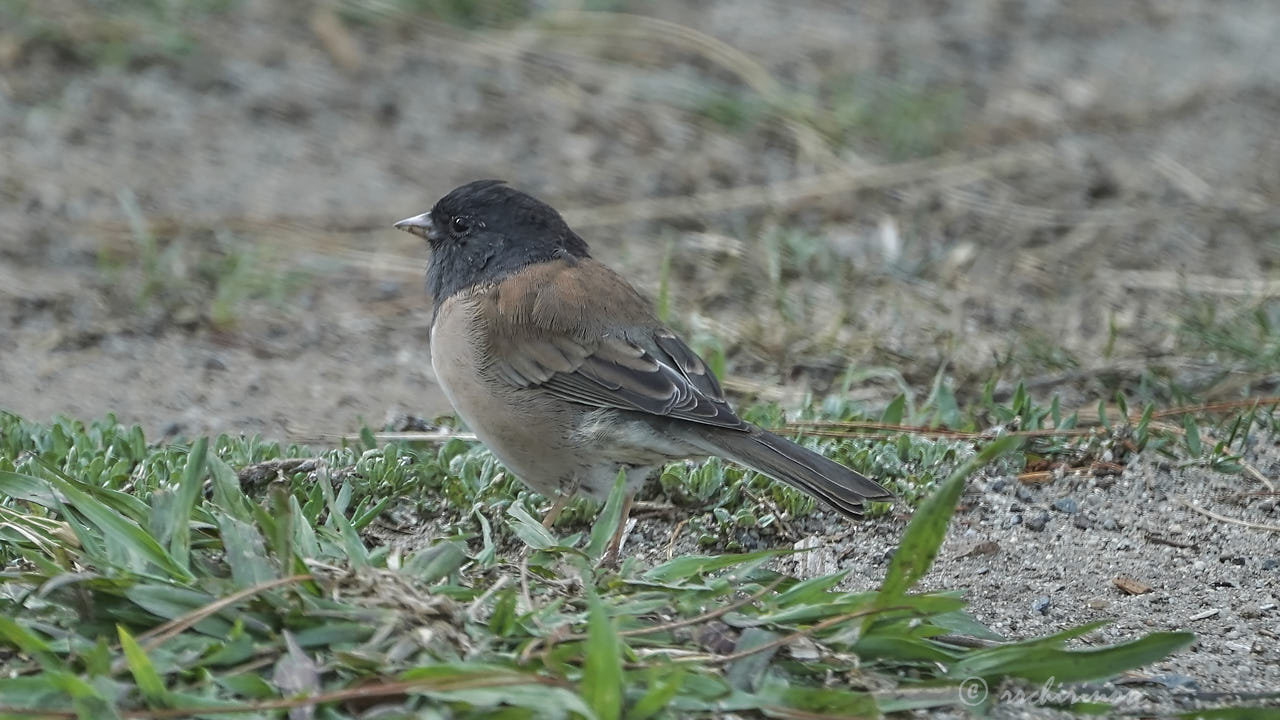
430;289;582;497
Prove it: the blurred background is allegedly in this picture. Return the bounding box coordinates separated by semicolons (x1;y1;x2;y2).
1;0;1277;441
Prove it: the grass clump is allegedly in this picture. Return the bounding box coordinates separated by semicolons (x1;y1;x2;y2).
0;407;1234;717
0;0;236;68
97;190;312;331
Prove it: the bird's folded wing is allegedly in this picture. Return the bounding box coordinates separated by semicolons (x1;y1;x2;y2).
491;330;749;431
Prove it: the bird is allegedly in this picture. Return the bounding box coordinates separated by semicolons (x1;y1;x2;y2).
395;180;893;562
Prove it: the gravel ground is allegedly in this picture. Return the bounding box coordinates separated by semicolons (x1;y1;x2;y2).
615;441;1280;715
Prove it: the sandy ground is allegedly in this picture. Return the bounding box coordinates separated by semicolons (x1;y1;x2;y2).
606;443;1280;714
2;0;1278;710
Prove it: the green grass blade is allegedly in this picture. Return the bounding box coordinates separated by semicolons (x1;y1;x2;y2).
644;548;797;583
1183;414;1203;456
403;541;467;584
876;436;1021;603
951;631;1195;683
43;475;194;582
47;670;120;720
0;617;61;671
881;394;906;425
318;471;368;568
117;627;168;707
586;471;628;562
507;504;559;551
0;675;70;714
582;589;624;720
124;584;230;637
629;667;685;720
208;455;254;523
167;436;208;570
0;470;60;506
725;628;780;691
214;511;278;588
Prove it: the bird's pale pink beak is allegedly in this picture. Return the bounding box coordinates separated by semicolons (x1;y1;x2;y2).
394;212;435;240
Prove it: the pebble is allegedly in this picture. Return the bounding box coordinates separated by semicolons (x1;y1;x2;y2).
990;478;1008;492
1153;674;1199;691
1052;497;1080;514
1073;514;1092;529
1101;516;1119;531
1016;486;1037;503
1004;514;1023;528
1026;512;1050;532
1032;596;1051;615
1263;558;1280;571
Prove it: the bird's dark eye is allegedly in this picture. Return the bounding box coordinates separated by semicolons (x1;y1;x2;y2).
450;216;471;234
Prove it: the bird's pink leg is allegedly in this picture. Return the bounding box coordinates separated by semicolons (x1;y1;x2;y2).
542;492;573;529
600;492;636;567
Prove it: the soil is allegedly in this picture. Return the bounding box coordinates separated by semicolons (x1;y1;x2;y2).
613;440;1280;716
1;0;1277;713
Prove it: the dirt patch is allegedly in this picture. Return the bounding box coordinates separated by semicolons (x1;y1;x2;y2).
4;1;1278;439
583;439;1280;713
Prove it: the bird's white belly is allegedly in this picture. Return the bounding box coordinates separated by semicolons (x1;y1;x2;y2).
430;296;573;496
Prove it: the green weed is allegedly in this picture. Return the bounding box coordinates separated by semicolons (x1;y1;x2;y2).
0;410;1218;716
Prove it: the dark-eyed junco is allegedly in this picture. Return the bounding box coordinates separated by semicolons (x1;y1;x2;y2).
395;180;892;560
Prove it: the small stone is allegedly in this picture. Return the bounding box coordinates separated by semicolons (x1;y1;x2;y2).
1004;514;1023;528
1263;558;1280;571
1113;576;1153;595
1153;674;1199;691
1032;596;1051;615
990;478;1008;492
1101;516;1119;531
205;355;228;371
1026;512;1050;532
1087;597;1110;610
1016;486;1037;503
1073;514;1092;529
1052;497;1080;514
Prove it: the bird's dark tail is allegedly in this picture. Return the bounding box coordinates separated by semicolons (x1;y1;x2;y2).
692;427;894;519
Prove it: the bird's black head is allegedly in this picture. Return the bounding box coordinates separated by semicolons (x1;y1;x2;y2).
394;180;591;305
